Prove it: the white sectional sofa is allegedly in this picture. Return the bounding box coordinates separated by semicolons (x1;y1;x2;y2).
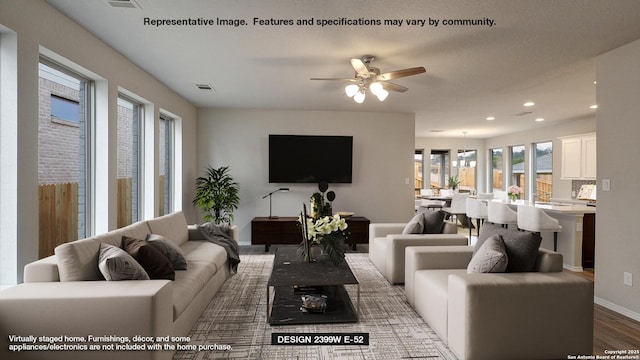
0;211;238;360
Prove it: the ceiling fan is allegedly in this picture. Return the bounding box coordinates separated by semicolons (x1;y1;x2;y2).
310;55;426;103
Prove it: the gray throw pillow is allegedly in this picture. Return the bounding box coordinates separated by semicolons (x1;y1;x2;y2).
467;234;508;273
98;243;150;281
475;222;542;272
146;234;188;270
421;210;445;234
402;213;425;234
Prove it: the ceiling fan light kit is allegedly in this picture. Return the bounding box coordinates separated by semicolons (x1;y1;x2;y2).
312;55;425;104
345;81;389;103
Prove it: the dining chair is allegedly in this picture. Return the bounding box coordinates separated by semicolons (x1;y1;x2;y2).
420;188;434;197
442;192;469;227
465;198;488;239
439;189;454;197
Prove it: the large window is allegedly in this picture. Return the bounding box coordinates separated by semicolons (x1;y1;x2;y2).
38;60;91;258
457;149;477;192
490;148;503;192
430;150;450;189
510;145;526;195
159;115;174;216
533;141;553;201
117;95;142;227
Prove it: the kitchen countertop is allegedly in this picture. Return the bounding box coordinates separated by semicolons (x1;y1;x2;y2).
494;199;596;214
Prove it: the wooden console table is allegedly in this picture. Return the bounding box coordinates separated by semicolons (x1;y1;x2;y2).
251;216;370;252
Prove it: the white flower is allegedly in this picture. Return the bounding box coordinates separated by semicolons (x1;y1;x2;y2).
300;214;349;243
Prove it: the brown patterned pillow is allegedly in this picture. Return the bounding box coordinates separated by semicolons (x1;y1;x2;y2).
146;234;188;270
121;236;175;280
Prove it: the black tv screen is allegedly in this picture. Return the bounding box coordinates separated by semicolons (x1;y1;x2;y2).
269;135;353;183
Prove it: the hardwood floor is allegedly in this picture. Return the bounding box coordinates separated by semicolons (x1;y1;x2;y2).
571;269;640;354
240;246;640;354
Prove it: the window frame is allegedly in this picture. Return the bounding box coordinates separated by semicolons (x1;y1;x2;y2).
116;93;145;227
39;57;94;240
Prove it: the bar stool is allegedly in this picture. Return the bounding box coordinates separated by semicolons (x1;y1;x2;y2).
466;198;488;239
476;193;494;200
516;205;562;251
487;201;518;228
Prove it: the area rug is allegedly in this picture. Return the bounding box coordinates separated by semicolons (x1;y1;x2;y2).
174;253;457;360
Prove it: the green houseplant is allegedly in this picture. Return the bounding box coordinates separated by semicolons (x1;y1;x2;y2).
192;165;240;224
447;175;460;190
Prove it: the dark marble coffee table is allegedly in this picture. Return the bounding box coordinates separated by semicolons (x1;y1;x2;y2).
267;246;360;325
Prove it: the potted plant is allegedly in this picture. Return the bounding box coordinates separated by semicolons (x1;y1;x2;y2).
192;165;240;224
447;175;460;190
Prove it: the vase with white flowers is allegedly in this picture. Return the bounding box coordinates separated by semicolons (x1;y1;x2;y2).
298;213;349;265
508;185;523;202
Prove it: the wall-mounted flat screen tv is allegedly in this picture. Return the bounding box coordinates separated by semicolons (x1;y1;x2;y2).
269;134;353;183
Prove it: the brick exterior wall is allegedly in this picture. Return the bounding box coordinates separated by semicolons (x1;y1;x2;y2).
38;78;81;184
117;103;136;179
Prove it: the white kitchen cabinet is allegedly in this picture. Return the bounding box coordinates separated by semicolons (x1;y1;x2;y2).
560;133;596;180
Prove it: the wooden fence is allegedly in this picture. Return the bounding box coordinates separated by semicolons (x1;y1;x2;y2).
38;177;166;258
117;177;133;228
38;183;78;258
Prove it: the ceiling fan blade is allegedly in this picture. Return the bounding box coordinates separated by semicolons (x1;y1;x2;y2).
376;67;426;81
350;58;370;77
310;77;357;81
382;82;408;93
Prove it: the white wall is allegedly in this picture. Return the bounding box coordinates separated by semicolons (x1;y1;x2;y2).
0;0;197;283
197;108;416;245
595;38;640;320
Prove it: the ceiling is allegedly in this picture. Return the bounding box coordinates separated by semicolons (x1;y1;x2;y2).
46;0;640;138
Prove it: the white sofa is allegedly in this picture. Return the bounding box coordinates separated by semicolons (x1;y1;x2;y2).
405;236;594;359
369;216;468;284
0;211;238;360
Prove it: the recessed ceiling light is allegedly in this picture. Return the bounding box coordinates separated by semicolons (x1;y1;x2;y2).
486;116;495;121
590;104;598;109
593;81;597;85
535;118;545;122
524;102;535;107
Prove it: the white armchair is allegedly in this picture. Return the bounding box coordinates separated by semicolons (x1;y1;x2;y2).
405;244;593;360
369;213;467;284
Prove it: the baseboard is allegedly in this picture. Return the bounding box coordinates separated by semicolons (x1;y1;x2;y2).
563;264;583;272
595;296;640;322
